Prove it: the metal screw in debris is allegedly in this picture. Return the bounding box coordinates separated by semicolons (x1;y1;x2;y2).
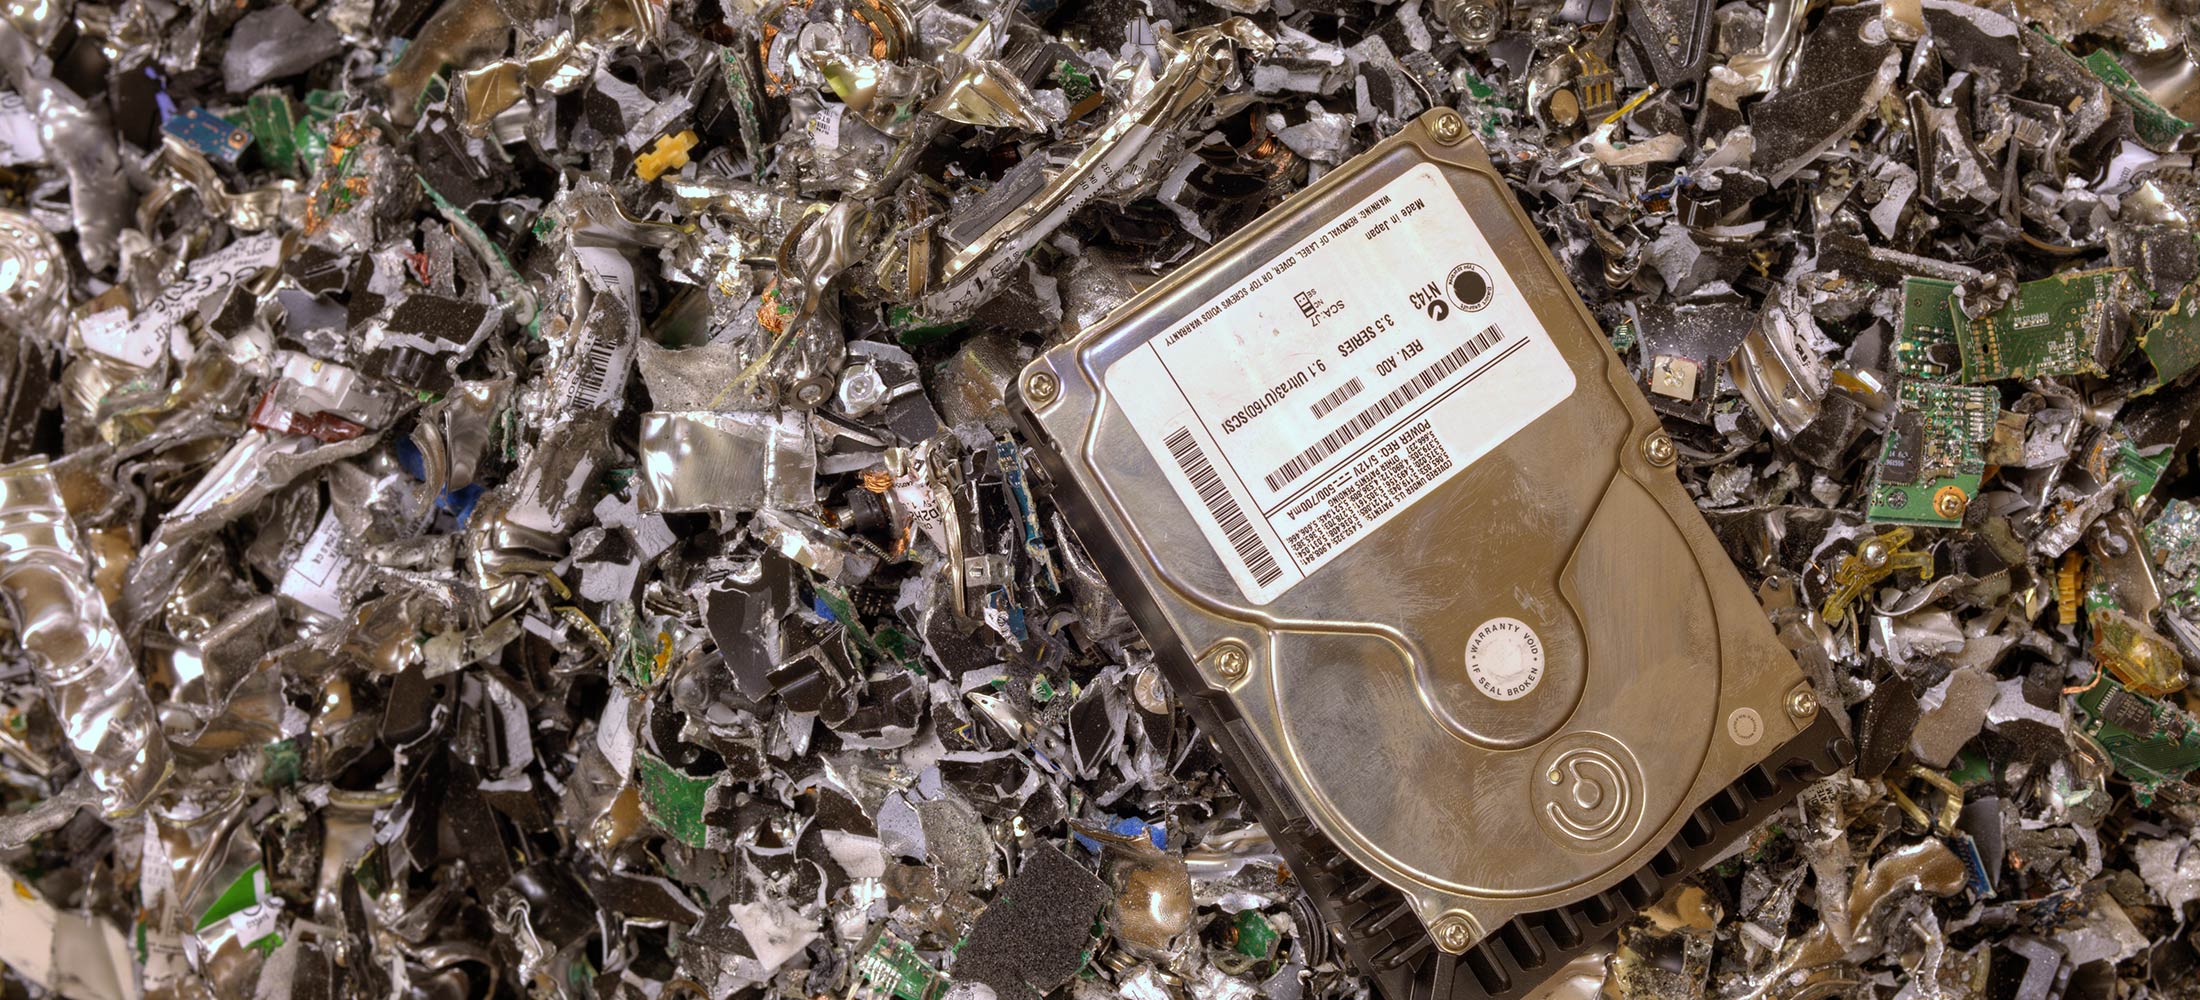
1431;914;1475;953
1643;433;1676;467
1860;539;1889;569
795;380;828;406
1455;1;1499;45
1430;110;1468;145
1788;688;1819;719
1023;369;1060;406
1434;0;1504;49
1933;486;1967;520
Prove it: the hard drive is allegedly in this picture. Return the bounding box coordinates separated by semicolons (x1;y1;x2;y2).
1009;108;1851;999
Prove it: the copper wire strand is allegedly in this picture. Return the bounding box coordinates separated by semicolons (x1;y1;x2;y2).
2064;663;2105;695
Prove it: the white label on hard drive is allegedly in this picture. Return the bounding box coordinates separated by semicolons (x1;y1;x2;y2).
1106;163;1576;603
1466;617;1545;700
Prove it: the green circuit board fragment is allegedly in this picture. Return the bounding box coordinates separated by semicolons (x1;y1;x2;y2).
1896;277;1963;380
633;749;716;849
2141;280;2200;390
1868;381;1996;526
2084;49;2197;148
2073;679;2200;805
2090;431;2173;508
846;930;948;1000
1954;268;2128;382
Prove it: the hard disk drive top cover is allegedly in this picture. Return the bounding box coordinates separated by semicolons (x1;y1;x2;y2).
1017;110;1813;944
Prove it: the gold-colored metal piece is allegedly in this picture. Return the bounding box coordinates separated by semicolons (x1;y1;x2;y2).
1820;527;1934;623
1886;765;1962;835
1642;432;1676;467
1575;50;1618;121
1786;688;1818;719
1932;484;1968;520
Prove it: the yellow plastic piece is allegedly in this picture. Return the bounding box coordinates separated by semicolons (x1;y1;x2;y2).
1821;527;1935;623
636;130;699;181
2093;605;2187;697
2057;553;2083;627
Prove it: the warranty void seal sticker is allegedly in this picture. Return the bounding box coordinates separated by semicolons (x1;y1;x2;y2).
1448;262;1494;312
1466;617;1544;701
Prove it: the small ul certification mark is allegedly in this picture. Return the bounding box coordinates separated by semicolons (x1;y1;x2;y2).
1447;262;1494;312
1534;733;1644;851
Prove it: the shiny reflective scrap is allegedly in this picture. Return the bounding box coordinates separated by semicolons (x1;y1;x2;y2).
637;410;818;514
0;459;171;817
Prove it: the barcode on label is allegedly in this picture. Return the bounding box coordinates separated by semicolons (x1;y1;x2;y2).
569;334;626;408
1164;427;1283;586
1264;325;1506;491
1308;376;1366;419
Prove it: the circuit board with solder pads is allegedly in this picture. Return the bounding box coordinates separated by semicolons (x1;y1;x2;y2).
846;931;949;1000
1955;268;2127;382
2142;280;2200;390
1897;276;1963;381
1868;380;1996;526
2073;679;2200;805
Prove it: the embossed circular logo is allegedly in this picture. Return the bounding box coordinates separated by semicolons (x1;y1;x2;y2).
1447;263;1494;312
1534;733;1644;848
1465;617;1544;701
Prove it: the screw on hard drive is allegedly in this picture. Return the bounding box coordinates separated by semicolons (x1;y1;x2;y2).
1430;913;1475;953
1643;433;1677;467
1212;641;1249;682
1429;110;1467;145
1023;369;1060;406
1788;688;1819;719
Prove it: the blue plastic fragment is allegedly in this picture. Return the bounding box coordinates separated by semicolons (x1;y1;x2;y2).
150;68;177;121
392;438;485;527
1950;833;1993;898
1074;816;1168;852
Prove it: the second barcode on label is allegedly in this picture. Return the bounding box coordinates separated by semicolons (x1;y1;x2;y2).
1164;427;1284;586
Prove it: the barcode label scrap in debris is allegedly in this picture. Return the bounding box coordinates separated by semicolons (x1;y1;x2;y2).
1165;427;1284;586
1308;376;1366;419
566;332;630;409
1265;325;1506;491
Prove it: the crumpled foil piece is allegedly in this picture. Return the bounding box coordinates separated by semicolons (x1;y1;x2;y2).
0;460;168;818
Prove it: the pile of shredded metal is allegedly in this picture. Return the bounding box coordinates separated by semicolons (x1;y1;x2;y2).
0;0;2199;996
